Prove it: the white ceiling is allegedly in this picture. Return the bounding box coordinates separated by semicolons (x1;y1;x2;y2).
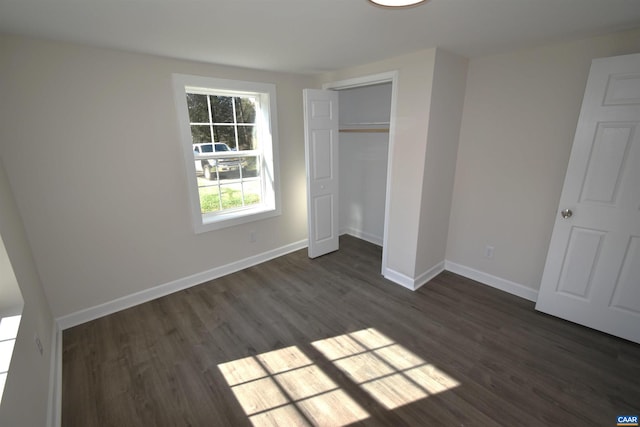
1;0;640;74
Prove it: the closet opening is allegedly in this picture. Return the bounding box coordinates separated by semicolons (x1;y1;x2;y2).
323;72;397;274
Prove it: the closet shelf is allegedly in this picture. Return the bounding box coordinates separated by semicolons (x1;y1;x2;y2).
340;128;389;133
339;121;390;133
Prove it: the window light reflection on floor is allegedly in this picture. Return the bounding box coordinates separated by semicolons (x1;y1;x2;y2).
312;328;460;410
218;328;460;426
218;345;369;426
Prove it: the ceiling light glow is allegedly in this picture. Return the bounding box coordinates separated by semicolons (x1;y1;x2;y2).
369;0;427;7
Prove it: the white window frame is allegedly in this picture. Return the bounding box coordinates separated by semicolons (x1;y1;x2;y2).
172;74;281;233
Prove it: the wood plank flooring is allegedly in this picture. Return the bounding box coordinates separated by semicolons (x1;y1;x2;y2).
62;235;640;426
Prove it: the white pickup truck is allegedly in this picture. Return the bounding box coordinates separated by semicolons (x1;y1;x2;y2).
193;142;243;180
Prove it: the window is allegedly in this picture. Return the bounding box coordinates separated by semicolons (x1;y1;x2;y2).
0;315;21;404
173;74;280;232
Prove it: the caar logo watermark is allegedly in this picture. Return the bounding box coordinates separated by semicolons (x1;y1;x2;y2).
617;415;639;426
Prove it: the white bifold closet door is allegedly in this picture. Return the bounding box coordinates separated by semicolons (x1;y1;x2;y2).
303;89;340;258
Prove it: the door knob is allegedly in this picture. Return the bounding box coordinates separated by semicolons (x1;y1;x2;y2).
560;209;573;219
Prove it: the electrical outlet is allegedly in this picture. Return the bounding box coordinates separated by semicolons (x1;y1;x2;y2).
485;245;495;259
34;334;43;356
249;231;256;243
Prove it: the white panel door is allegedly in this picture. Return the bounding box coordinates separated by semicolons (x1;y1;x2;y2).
303;89;339;258
536;53;640;344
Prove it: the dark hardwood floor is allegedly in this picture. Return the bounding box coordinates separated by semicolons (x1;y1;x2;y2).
62;235;640;426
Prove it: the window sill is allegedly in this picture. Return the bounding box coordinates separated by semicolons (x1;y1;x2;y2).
195;205;279;233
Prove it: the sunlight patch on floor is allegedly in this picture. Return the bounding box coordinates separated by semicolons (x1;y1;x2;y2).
218;345;369;426
312;328;460;410
218;328;460;425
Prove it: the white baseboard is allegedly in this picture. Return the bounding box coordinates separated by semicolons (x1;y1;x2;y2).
47;324;62;427
414;261;445;290
56;239;308;330
54;240;538;328
444;260;538;302
382;267;416;290
340;227;383;246
383;261;445;291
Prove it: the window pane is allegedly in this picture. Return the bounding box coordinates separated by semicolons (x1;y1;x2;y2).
242;179;262;207
235;97;256;123
237;126;257;151
186;94;209;123
219;183;245;210
224;156;259;180
218;182;262;209
242;181;262;206
191;125;212;143
211;96;234;123
213;125;236;147
243;156;260;178
198;179;222;214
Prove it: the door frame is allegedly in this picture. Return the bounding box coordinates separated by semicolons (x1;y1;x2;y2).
322;71;399;276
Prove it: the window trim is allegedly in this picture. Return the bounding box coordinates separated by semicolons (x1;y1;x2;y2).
172;74;281;233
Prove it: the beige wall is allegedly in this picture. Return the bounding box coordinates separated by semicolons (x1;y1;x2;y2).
339;131;389;245
0;159;55;427
0;35;315;318
447;28;640;292
415;49;467;277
